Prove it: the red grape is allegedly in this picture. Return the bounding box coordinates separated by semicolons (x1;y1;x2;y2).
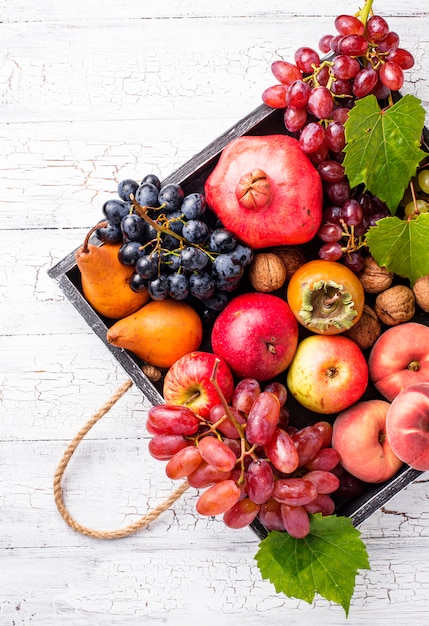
196;479;241;516
353;66;379;98
317;222;343;243
223;498;260;529
367;15;389;42
284;106;307;132
246;391;281;446
166;445;203;479
286;79;311;109
307;85;334;119
148;434;188;460
334;14;365;37
304;470;340;494
247;459;275;504
262;84;288;108
339;34;368;56
294;47;320;73
263;428;300;474
280;504;311;538
299;122;326;153
271;60;302;85
273;478;318;506
187;460;231;488
198;435;238;472
379;61;404;91
148;404;200;435
232;378;261;414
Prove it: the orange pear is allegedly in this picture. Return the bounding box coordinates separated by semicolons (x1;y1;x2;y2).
76;227;149;319
107;298;203;368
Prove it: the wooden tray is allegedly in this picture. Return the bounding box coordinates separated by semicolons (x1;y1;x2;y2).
48;102;423;539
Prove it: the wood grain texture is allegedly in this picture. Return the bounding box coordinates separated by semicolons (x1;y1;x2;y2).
1;1;429;624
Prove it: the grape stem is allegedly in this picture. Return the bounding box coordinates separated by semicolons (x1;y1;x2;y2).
357;0;374;27
130;194;216;262
209;359;258;483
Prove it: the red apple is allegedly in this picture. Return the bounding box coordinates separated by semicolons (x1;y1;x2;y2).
368;322;429;402
286;334;368;414
211;293;299;382
386;382;429;471
163;351;234;418
332;399;403;483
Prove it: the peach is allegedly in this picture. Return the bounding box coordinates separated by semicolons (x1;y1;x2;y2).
331;399;403;483
368;322;429;401
386;382;429;471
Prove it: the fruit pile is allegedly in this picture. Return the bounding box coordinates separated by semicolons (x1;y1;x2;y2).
73;0;429;548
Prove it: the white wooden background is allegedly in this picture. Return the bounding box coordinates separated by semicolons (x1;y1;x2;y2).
1;1;429;624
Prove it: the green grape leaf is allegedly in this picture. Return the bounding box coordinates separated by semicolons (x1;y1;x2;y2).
343;94;426;214
254;514;370;616
365;212;429;285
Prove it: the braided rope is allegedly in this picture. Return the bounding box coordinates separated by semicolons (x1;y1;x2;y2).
53;379;189;539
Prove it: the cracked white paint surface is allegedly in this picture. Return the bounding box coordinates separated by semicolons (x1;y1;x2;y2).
1;1;429;624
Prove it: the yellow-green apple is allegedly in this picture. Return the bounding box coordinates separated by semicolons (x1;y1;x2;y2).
286;334;368;414
386;382;429;471
163;351;234;418
211;292;299;381
368;322;429;401
331;399;403;483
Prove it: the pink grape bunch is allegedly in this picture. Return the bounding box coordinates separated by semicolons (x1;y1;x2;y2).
146;377;364;539
262;11;414;271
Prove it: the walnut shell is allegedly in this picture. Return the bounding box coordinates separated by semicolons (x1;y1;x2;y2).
268;246;306;280
374;285;416;326
358;255;394;294
412;275;429;312
249;252;287;292
345;305;381;349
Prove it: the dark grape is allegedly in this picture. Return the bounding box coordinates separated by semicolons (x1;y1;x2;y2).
180;246;209;271
102;199;130;224
158;183;185;212
148;274;169;300
95;221;122;243
135;182;159;207
189;272;215;300
182;219;209;244
121;214;147;242
117;178;139;201
167;272;189;300
118;241;144;265
181;193;207;219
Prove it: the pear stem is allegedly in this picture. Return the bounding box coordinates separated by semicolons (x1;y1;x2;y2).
82;221;108;254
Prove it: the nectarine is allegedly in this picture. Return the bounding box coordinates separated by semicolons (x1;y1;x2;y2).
386;382;429;471
332;399;403;483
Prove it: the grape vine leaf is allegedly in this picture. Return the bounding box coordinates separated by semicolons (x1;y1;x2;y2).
254;514;370;616
343;94;426;214
365;212;429;285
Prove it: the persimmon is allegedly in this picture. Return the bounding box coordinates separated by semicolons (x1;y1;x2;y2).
106;298;203;368
287;259;365;335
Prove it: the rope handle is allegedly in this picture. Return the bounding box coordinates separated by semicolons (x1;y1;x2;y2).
53;378;189;539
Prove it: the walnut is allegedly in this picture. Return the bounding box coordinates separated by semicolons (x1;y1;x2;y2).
268;246;306;280
249;252;287;292
141;363;162;382
358;255;394;293
345;305;382;349
374;285;416;326
412;275;429;312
